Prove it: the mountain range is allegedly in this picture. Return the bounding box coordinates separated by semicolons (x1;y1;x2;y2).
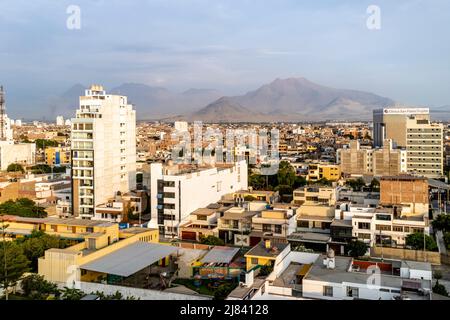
55;77;450;122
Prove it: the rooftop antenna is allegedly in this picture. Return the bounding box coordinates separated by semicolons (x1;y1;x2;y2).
0;86;5;141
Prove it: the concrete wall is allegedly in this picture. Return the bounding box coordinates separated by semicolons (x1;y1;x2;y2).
371;246;441;265
71;282;212;300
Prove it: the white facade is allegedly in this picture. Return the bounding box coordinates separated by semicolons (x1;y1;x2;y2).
71;85;136;219
148;160;248;236
56;115;64;126
335;203;429;246
174;121;188;132
0;141;36;170
302;255;432;300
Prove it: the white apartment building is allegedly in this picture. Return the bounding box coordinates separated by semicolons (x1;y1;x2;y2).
334;203;430;247
405;116;444;178
0;87;35;170
71;85;136;219
302;253;432;300
56;115;64;126
373;108;444;178
148;160;248;237
174;121;189;132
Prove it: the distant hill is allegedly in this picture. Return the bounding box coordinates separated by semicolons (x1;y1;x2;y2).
56;83;223;119
176;77;396;122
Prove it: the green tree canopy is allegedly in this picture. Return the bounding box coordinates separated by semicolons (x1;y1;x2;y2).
0;198;47;218
276;161;296;187
20;274;60;300
31;164;67;174
199;235;225;246
345;178;366;192
248;174;266;190
35;139;59;149
6;163;24;173
60;287;85;300
347;240;368;258
18;230;71;271
432;214;450;232
0;241;30;295
369;178;380;192
405;232;438;251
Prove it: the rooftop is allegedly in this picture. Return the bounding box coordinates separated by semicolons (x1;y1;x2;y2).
190;208;217;216
245;241;289;258
200;246;240;264
80;242;178;277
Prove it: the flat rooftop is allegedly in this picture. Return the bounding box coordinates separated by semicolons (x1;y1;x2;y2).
43;217;115;228
245;241;289;258
190;208;217;216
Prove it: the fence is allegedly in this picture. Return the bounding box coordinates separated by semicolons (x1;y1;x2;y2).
370;246;441;265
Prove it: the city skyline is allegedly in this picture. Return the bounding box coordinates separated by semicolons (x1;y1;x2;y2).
1;0;450;119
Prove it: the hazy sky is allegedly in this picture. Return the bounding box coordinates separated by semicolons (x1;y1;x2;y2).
1;0;449;119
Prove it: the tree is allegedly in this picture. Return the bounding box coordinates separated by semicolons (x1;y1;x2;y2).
90;290;137;300
19;230;70;271
314;178;332;187
345;178;366;192
60;287;85;300
432;214;450;232
35;139;59;149
347;240;368;258
293;176;307;189
276;161;296;187
199;235;225;246
444;232;450;250
6;163;24;173
20;274;60;299
274;184;293;199
248;174;266;190
369;178;380;192
433;280;449;297
0;198;47;218
0;241;30;298
405;232;438;251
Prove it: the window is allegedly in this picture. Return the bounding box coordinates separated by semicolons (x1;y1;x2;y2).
163;181;175;187
358;233;371;240
347;287;359;298
376;224;391;231
251;258;258;265
358;222;370;230
163;192;175;198
298;220;309;228
274;225;282;234
323;286;333;297
393;226;403;232
376;214;391;221
263;224;272;232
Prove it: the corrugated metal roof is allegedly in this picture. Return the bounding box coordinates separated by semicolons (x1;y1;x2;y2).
80;242;177;277
200;246;240;264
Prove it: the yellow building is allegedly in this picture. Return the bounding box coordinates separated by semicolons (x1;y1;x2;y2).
44;147;71;166
42;218;119;243
0;215;45;239
244;240;290;271
307;164;341;181
38;227;160;284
